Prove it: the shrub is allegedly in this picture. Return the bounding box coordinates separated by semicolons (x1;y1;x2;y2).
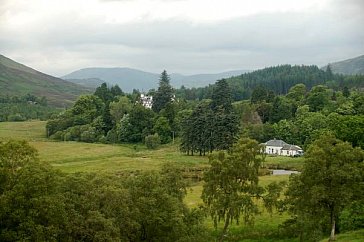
145;134;161;149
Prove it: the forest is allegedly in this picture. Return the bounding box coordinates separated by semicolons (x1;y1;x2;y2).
1;65;364;241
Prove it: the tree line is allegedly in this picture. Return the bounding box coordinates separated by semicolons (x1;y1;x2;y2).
0;94;56;122
176;65;364;101
46;71;239;154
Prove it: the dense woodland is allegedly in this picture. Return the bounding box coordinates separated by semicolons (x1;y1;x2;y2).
0;94;57;122
1;65;364;241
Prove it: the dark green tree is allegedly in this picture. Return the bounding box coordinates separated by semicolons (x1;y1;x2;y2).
251;85;268;104
152;70;174;113
94;83;113;104
211;79;233;112
285;134;364;241
153;116;171;144
110;84;124;97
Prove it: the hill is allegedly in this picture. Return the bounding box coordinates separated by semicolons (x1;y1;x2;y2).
62;67;248;91
181;65;332;101
325;55;364;75
0;55;92;107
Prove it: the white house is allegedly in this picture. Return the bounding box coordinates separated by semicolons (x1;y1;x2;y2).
262;139;303;156
140;94;153;109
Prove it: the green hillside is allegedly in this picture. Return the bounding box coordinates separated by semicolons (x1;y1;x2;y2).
326;54;364;75
0;54;92;107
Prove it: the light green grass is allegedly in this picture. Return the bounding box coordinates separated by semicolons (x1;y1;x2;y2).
0;121;208;174
319;229;364;242
264;155;304;171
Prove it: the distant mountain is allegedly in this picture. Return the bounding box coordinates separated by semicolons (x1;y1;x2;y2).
324;55;364;75
0;54;92;107
65;78;107;89
62;68;248;92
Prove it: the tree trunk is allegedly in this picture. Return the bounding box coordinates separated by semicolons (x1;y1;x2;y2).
329;217;336;242
219;213;230;242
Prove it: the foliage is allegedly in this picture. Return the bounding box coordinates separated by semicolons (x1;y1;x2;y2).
284;134;364;241
144;133;161;149
152;70;174;113
153;116;171;144
180;79;238;155
202;138;265;241
0;94;57;122
0;141;207;241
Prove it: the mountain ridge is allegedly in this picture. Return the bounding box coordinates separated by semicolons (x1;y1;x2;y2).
62;67;249;91
323;54;364;75
0;54;92;107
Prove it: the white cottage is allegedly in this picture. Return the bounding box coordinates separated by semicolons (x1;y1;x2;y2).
140;94;153;109
263;139;303;156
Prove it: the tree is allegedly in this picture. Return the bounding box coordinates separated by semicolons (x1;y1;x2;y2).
210;79;239;151
71;95;104;125
286;83;306;104
306;85;330;112
202;138;265;241
269;96;294;123
126;167;206;241
144;134;161;149
153;116;171;144
152;70;174;113
109;96;132;123
251;85;268;104
110;84;124;97
94;83;113;104
211;79;233;112
118;105;155;142
285;134;364;241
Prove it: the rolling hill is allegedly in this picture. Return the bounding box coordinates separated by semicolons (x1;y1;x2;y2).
0;55;92;107
62;67;248;91
325;55;364;75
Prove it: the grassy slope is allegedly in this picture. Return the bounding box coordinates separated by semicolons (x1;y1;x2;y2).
327;55;364;75
0;55;92;107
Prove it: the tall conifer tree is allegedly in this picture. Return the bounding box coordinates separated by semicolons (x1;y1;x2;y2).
152;70;174;113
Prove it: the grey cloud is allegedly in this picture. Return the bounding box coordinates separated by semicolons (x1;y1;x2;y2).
0;0;363;76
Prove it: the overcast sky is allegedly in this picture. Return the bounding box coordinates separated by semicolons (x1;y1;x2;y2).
0;0;363;77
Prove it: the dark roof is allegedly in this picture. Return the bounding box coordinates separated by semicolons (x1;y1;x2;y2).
281;144;303;151
265;139;287;147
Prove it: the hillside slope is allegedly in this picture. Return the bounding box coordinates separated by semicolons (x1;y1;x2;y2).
0;55;92;107
325;55;364;75
62;67;248;91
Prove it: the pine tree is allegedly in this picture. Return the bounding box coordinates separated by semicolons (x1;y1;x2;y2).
152;70;174;113
211;79;233;112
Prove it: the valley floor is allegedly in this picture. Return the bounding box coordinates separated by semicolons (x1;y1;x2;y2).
0;121;361;241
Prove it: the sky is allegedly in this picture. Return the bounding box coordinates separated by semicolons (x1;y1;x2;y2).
0;0;363;77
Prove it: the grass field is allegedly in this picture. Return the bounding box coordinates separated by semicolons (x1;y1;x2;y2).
0;121;208;173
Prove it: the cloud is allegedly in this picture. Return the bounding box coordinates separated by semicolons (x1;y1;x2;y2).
0;0;363;76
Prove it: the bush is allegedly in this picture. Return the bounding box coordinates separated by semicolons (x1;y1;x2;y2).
145;134;161;149
106;129;118;143
7;114;26;122
50;131;64;141
339;201;364;232
80;126;97;143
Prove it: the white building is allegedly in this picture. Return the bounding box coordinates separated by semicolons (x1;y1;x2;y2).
262;139;303;156
140;94;153;109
